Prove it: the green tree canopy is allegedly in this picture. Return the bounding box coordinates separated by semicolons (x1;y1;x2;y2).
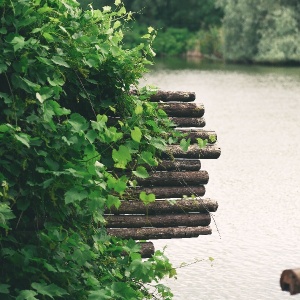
218;0;300;63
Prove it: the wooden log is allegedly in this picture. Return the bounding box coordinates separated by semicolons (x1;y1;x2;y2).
113;159;201;173
158;103;205;117
163;144;221;159
149;159;201;171
127;185;205;199
107;226;212;240
169;117;206;127
280;268;300;295
139;242;155;258
177;129;217;144
136;170;209;186
149;90;196;102
106;198;218;215
105;213;211;228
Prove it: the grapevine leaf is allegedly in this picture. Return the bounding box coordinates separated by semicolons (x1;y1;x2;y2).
139;192;155;205
51;56;70;68
133;166;149;178
131;126;142;143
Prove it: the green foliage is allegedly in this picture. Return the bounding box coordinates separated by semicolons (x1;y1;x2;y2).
187;27;223;58
217;0;300;63
153;28;191;56
85;0;223;31
0;0;177;298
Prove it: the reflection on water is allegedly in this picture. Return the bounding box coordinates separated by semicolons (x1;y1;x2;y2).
141;58;300;300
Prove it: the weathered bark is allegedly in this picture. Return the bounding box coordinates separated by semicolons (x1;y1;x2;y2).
105;213;211;228
177;129;217;144
106;198;218;215
139;242;155;258
127;185;205;199
163;144;221;159
280;268;300;295
150;159;201;171
107;226;211;240
170;117;206;127
158;103;204;117
150;90;196;102
136;170;209;186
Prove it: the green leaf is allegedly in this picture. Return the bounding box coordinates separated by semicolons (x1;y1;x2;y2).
0;284;10;294
86;130;98;143
88;290;111;300
139;191;155;204
14;133;30;148
16;290;38;300
68;113;89;132
197;138;208;149
107;195;121;209
0;124;11;133
31;282;68;298
134;104;143;115
131;126;142;143
133;166;149;179
139;151;157;166
36;87;53;103
0;203;15;229
10;35;25;52
209;135;217;143
65;187;88;204
51;56;70;68
112;145;131;169
180;138;191;152
150;137;166;151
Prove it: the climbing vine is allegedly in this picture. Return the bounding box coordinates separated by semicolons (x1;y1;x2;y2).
0;0;178;299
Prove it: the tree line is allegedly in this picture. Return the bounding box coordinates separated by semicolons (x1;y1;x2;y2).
79;0;300;63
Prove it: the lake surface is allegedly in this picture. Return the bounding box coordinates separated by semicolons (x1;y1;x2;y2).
141;58;300;300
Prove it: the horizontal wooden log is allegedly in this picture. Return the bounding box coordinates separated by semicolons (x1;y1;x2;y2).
107;226;211;240
105;213;211;228
170;117;206;127
149;159;201;171
280;268;300;295
106;198;218;215
136;170;209;186
150;90;196;102
139;242;155;258
162;144;221;159
177;129;217;144
127;185;205;199
158;103;204;117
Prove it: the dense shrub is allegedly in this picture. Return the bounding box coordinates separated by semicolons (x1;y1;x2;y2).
0;0;177;299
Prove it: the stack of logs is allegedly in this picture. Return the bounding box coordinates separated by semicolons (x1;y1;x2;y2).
105;91;221;257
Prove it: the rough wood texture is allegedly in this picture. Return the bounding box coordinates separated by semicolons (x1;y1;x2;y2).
163;144;221;159
139;242;155;258
151;159;201;171
158;103;204;117
149;90;196;102
177;129;217;144
170;117;206;127
107;226;211;240
106;213;211;228
106;198;218;215
280;268;300;295
136;170;209;186
127;185;205;199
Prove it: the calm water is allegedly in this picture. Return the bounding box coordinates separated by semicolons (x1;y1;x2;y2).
141;58;300;300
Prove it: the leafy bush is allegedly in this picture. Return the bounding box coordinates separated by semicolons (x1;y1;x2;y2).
0;0;177;299
152;27;191;56
187;27;223;58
